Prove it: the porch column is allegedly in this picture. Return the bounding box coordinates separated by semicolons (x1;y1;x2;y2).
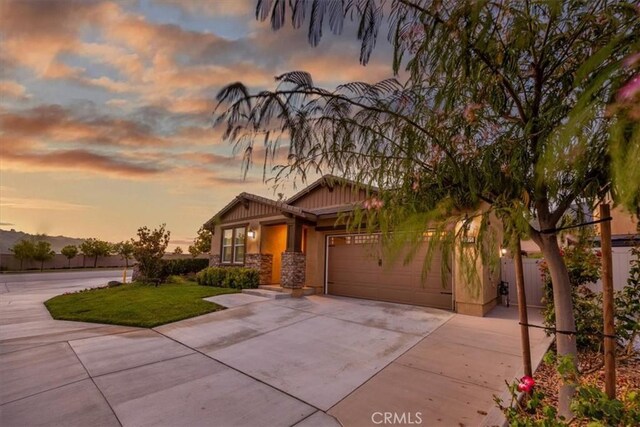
281;217;306;293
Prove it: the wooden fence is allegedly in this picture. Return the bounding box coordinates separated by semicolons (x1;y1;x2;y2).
500;247;634;307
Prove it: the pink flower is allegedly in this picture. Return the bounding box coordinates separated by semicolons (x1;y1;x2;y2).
617;74;640;102
623;53;640;68
463;103;482;124
517;376;535;393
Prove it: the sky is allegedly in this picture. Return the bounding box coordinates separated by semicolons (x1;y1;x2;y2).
0;0;395;250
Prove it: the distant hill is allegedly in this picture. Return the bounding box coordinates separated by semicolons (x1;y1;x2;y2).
0;229;87;253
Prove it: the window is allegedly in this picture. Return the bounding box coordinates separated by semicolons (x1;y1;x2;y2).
221;226;246;264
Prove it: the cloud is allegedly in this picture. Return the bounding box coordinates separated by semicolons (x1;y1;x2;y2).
0;148;163;178
0;0;117;76
0;196;92;211
0;80;30;100
153;0;253;17
0;104;170;147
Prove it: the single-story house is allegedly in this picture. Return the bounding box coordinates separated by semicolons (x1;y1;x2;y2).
204;175;502;316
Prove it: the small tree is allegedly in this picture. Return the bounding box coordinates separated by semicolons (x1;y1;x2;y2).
131;224;170;281
173;246;184;255
113;241;134;268
61;245;78;268
188;226;212;257
80;238;112;268
32;240;55;271
10;239;34;270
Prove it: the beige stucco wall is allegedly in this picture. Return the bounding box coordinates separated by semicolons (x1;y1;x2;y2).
261;224;287;284
304;227;328;292
610;205;638;235
210;214;285;257
453;206;503;316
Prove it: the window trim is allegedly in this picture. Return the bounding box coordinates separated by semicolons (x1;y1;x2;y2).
220;225;247;265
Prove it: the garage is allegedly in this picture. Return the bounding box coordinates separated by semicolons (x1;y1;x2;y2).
326;234;453;310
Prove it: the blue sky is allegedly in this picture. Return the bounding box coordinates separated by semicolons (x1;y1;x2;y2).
0;0;394;249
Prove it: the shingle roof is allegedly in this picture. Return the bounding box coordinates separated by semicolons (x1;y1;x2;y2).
203;192;317;230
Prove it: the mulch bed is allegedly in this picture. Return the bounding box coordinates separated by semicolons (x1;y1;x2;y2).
532;346;640;425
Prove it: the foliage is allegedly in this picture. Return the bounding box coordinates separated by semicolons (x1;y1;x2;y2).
218;2;639;412
497;353;640;426
173;246;183;255
113;241;134;268
44;279;237;328
541;243;640;353
60;245;78;268
159;258;209;279
540;244;603;350
196;267;259;289
188;226;212;257
131;224;170;281
31;240;55;271
80;238;113;268
615;245;640;356
10;239;35;270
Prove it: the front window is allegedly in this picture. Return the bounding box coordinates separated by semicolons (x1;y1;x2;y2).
221;226;246;264
233;227;245;263
222;229;233;263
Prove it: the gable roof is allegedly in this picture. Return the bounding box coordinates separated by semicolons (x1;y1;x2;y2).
203;192;317;230
286;174;377;205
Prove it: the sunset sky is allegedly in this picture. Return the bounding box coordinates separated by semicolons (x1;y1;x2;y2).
0;0;394;249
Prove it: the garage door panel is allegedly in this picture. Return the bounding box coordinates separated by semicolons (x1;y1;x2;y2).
327;234;452;310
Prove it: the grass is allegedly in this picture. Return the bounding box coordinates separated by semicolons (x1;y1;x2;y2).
44;277;239;328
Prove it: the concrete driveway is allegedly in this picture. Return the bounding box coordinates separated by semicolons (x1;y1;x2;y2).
1;272;549;426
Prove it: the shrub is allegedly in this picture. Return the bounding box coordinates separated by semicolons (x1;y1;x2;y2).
196;267;259;289
615;245;640;356
496;353;640;426
160;258;209;278
541;243;640;352
540;244;603;351
132;224;170;281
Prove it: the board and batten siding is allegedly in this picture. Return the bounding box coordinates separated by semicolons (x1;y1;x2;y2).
220;199;281;223
289;186;369;210
501;247;635;307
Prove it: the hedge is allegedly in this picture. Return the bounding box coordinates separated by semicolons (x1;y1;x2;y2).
196;267;259;289
160;258;209;278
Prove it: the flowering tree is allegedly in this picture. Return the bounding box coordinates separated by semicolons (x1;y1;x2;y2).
215;0;639;415
131;224;170;281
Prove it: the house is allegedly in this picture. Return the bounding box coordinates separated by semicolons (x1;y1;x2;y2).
204;175;502;317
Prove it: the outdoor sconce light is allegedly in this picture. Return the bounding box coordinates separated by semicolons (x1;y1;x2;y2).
247;229;256;239
500;248;508;256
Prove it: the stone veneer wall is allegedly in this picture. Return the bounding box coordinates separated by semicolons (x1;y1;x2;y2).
244;253;273;286
209;254;221;267
209;253;272;286
281;251;306;289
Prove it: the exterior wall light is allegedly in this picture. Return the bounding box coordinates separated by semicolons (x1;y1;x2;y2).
247;229;256;239
500;248;508;256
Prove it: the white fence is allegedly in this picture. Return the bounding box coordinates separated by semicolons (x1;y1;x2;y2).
501;247;634;307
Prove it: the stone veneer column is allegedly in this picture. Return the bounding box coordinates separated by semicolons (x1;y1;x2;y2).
209;254;221;267
244;253;273;286
281;251;306;291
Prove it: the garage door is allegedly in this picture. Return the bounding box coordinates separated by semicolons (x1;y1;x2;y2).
326;234;453;309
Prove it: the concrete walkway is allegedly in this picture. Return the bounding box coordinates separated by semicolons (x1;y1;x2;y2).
1;272;550;427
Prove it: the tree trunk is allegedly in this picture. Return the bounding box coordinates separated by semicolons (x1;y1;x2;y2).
539;233;578;418
94;255;98;268
40;260;44;272
68;258;71;269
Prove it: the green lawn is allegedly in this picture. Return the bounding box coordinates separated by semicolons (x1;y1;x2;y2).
45;279;239;328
